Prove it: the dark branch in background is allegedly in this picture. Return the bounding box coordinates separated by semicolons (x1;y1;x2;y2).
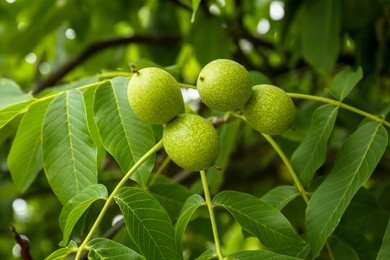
32;35;181;94
10;226;33;260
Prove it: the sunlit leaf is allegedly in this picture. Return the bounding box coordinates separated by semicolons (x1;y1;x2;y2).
114;187;182;260
260;186;299;210
174;194;205;253
228;250;301;259
94;77;155;187
0;100;34;130
291;104;338;184
0;78;33;110
44;241;77;260
377;219;390;260
87;238;145;260
8;98;52;192
329;66;363;100
194;249;215;260
213;191;307;255
306;121;388;258
42;89;98;205
59;184;107;246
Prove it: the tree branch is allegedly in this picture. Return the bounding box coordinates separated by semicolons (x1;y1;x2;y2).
10;226;33;260
32;34;181;94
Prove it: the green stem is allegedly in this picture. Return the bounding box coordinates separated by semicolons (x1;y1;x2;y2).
261;134;310;205
74;140;164;259
287;93;390;128
98;71;133;80
200;170;223;260
148;156;171;186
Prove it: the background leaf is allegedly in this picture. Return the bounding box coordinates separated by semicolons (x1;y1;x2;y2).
302;0;341;71
59;184;107;246
114;187;182;260
377;219;390;260
213;191;307;256
291;104;338;184
94;77;155;187
87;238;145;260
329;66;363;100
305;121;388;258
42;89;98;205
8;98;52;192
260;185;299;210
0;100;34;129
191;0;202;23
228;250;301;260
0;78;33;110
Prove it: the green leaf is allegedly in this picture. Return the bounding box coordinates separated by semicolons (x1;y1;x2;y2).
0;100;34;130
0;78;33;110
59;184;107;246
8;98;53;192
44;241;77;260
114;187;182;260
228;250;301;260
94;77;155;187
149;178;194;221
42;89;98;205
334;226;376;260
87;238;145;260
329;66;363;100
194;249;215;260
327;236;359;260
260;186;299;210
291;104;338;184
174;194;205;253
302;0;341;71
191;0;202;23
213;191;307;255
305;121;388;258
82;86;106;166
342;187;382;221
377;219;390;260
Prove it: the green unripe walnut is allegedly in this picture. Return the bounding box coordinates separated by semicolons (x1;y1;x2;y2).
243;84;295;135
128;67;183;124
163;114;220;171
197;59;252;111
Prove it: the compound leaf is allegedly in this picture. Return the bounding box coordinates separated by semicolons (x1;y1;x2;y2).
306;121;388;258
114;187;181;260
42;89;98;205
0;100;34;130
94;77;155;187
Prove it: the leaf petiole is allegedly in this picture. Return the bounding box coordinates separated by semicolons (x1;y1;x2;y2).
200;170;223;260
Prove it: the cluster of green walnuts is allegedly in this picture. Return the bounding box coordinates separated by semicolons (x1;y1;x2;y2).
127;59;295;171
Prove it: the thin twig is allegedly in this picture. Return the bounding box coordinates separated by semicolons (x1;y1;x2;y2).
33;35;181;94
10;226;33;260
